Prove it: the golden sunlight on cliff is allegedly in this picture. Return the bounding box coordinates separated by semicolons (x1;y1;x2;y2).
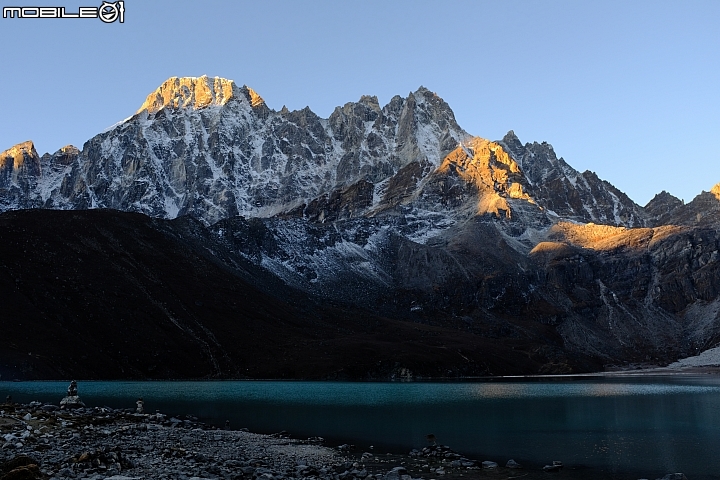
477;192;511;218
247;87;265;108
438;137;533;218
529;241;577;260
137;75;237;114
711;183;720;201
549;222;628;246
58;145;78;154
0;140;36;170
547;221;684;251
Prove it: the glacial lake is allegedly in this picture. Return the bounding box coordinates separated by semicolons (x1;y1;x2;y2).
2;376;720;479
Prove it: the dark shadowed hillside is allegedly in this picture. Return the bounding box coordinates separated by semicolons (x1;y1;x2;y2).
0;209;591;380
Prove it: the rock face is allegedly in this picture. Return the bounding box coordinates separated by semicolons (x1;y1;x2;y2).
0;141;41;210
655;183;720;227
0;141;79;212
137;76;239;114
498;131;646;227
645;190;684;225
1;76;720;376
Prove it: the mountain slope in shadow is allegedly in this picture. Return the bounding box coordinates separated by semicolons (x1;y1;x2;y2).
0;209;586;380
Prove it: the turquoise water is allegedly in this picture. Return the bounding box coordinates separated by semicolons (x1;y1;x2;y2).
2;376;720;478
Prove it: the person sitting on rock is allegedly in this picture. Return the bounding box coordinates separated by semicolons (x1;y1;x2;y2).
67;380;78;397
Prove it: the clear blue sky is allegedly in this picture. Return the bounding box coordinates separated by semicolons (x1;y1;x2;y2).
1;0;718;206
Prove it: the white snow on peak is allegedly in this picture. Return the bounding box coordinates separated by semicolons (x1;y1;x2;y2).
101;115;135;133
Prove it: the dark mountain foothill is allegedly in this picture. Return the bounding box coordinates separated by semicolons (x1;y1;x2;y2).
1;75;719;379
0;210;585;380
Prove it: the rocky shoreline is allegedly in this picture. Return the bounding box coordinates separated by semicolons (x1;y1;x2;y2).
0;400;690;480
0;400;347;480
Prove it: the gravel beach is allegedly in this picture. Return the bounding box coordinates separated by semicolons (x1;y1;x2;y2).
0;400;508;480
1;400;346;480
0;399;693;480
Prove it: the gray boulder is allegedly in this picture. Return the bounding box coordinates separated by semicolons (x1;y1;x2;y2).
384;466;410;480
59;395;85;409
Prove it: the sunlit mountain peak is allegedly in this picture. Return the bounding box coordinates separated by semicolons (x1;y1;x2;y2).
136;75;261;114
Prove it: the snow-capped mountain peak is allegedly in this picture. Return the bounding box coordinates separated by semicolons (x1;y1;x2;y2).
0;77;652;231
136;75;262;115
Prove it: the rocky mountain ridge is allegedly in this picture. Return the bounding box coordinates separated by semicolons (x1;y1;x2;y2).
1;75;662;230
1;75;468;225
2;75;720;378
